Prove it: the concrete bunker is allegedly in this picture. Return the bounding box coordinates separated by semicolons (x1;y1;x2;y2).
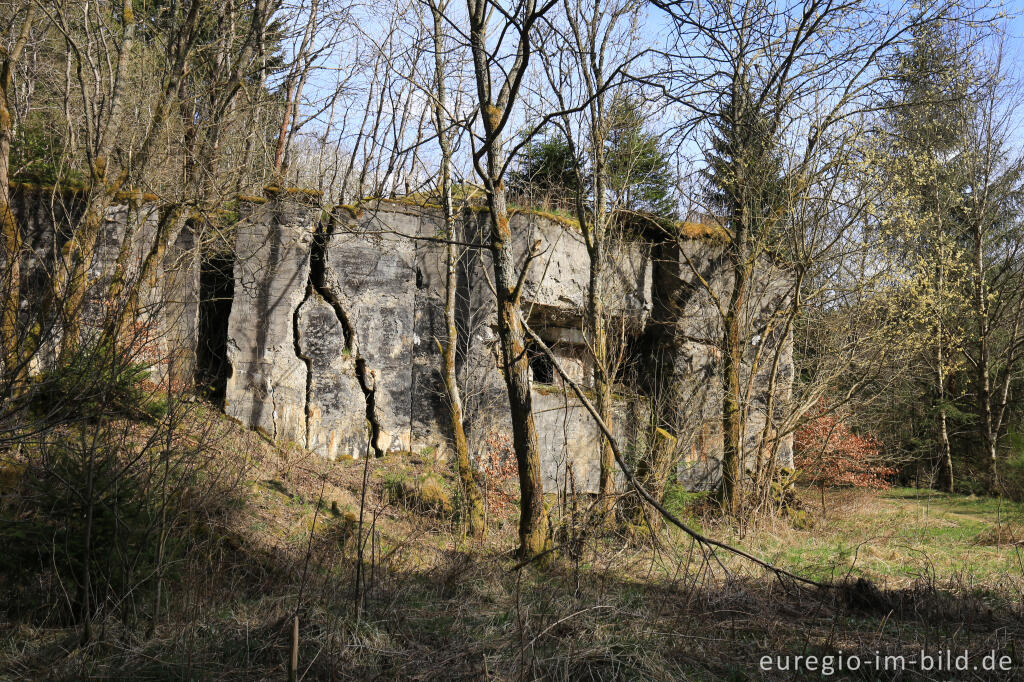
9;187;794;493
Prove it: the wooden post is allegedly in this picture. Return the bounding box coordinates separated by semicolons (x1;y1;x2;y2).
289;614;298;682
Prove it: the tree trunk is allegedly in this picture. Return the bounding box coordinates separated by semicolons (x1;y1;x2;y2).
443;222;485;538
466;0;550;559
430;2;485;538
0;5;34;374
937;402;954;493
586;159;615;520
56;0;197;353
936;257;954;493
720;260;748;516
973;224;998;495
488;190;549;558
57;186;113;351
589;252;615;517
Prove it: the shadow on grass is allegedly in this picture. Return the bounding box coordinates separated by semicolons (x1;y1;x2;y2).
6;520;1022;681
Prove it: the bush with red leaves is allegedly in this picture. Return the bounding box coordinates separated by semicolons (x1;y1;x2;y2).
794;402;896;489
476;433;519;512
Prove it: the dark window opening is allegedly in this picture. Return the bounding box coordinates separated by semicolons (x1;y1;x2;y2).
527;341;555;384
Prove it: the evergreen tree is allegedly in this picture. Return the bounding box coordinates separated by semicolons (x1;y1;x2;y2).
699;68;787;512
702;73;786;242
511;99;678;220
509;134;580;207
605;97;677;220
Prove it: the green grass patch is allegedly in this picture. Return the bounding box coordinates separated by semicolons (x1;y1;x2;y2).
714;486;1024;584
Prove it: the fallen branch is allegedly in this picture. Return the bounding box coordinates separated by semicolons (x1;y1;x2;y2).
519;314;829;591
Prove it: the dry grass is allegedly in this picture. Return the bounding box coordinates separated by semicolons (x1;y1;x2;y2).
2;407;1023;680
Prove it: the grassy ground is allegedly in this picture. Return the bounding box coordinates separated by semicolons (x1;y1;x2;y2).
667;485;1024;588
2;406;1023;680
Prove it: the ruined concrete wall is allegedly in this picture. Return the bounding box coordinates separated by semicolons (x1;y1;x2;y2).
644;238;795;489
10;187;199;382
512;211;652;318
89;204;199;385
224;200;422;460
221;198;656;493
312;207;417;456
224;199;313;446
14;188;794;494
404;204;652;483
155;223;200;386
532;388;646;492
220;196;793;492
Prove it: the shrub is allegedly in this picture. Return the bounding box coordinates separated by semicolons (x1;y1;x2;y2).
795;401;896;489
30;340;164;422
1;405;243;631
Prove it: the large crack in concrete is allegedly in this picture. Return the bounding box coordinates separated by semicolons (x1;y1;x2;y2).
306;216;386;458
293;282;315;449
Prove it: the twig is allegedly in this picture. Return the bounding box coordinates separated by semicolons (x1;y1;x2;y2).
520;314;830;591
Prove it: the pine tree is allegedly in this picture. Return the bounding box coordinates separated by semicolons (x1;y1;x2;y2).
605;97;677;220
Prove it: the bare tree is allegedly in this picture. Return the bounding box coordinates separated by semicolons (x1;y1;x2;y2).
654;0;963;514
0;2;34;375
465;0;559;558
957;47;1024;493
425;0;485;538
534;0;645;521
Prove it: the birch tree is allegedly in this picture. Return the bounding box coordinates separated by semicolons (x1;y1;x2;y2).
956;48;1024;494
425;0;485;537
0;2;34;376
535;0;645;521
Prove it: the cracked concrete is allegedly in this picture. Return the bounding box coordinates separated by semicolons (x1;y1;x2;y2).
316;209;417;455
296;288;365;459
225;201;416;459
217;195;792;490
224;199;312;447
12;189;796;492
306;217;394;458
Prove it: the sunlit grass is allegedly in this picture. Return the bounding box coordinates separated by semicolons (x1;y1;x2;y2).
670;486;1024;588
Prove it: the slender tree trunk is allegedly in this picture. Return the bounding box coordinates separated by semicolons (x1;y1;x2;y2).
720;259;748;516
589;250;615;515
478;124;549;557
429;1;484;538
466;1;550;559
1;5;33;376
57;186;113;349
488;187;549;557
972;223;998;494
573;156;614;519
56;0;198;352
936;256;954;493
587;161;615;519
442;224;485;538
56;1;139;349
937;358;954;493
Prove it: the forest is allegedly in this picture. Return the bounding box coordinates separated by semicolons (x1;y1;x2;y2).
2;0;1024;679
